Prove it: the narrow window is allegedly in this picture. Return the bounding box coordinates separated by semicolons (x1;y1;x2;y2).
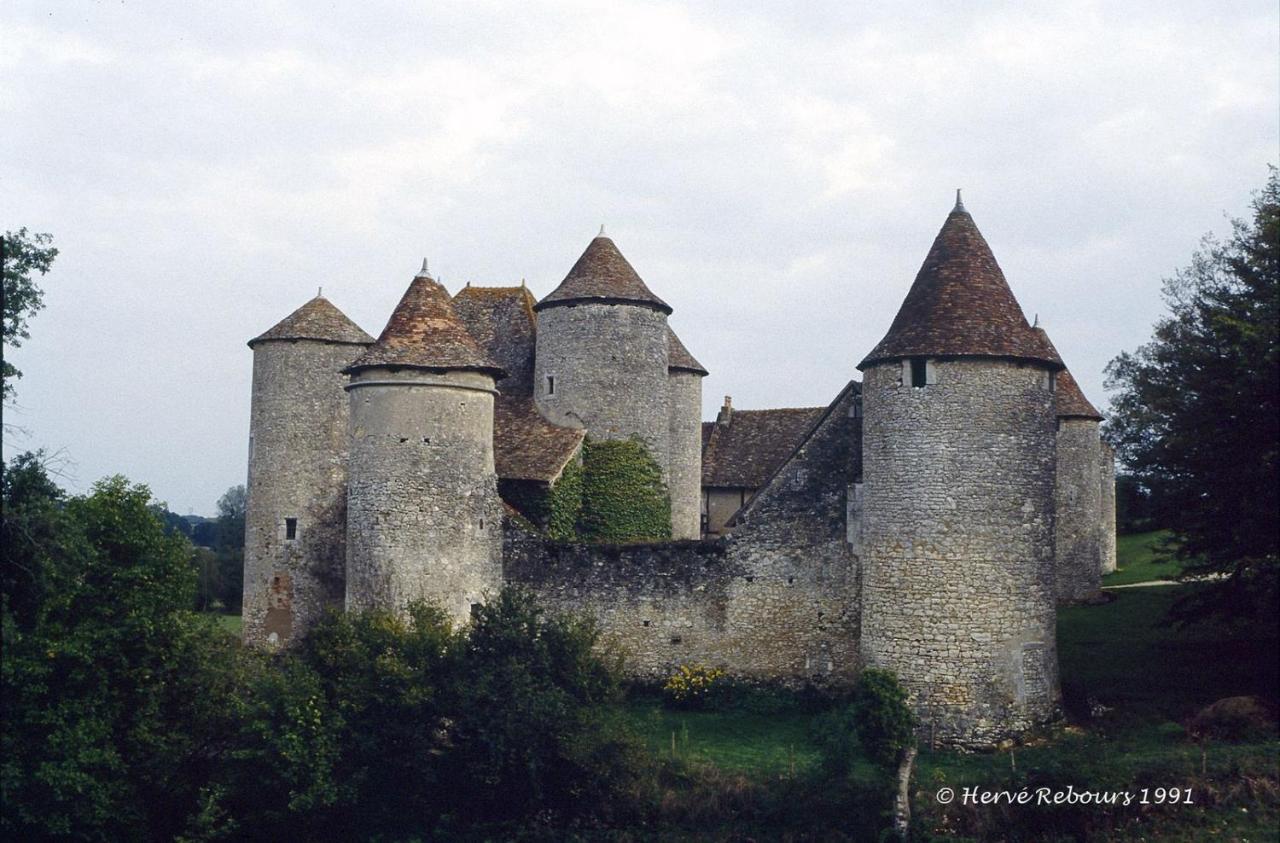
284;517;298;540
547;375;555;395
910;358;928;387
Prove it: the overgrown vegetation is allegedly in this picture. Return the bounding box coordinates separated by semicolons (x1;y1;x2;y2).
544;436;672;543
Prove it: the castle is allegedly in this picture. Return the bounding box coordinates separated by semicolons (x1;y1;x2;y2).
241;194;1116;748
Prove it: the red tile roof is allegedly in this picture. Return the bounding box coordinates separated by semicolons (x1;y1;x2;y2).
248;296;372;347
860;199;1062;370
494;396;585;482
702;406;826;488
345;271;505;377
668;326;707;375
535;235;672;313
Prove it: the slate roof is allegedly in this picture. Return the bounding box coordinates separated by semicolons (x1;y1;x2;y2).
702;406;826;488
345;270;506;377
535;234;672;313
860;196;1063;370
1034;327;1104;420
668;326;708;375
453;285;538;395
451;284;585;482
248;295;373;347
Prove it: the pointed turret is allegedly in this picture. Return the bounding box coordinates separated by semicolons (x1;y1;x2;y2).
1032;328;1103;420
249;295;372;347
859;199;1061;370
667;326;708;375
345;267;505;378
535;234;672;313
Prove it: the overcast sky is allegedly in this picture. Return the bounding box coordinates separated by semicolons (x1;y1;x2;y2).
3;1;1276;515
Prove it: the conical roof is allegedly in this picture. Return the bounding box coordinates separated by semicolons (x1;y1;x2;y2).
859;195;1062;370
344;266;505;378
248;295;373;347
535;233;672;313
667;326;707;375
1034;327;1103;420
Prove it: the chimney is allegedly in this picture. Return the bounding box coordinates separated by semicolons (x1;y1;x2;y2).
716;395;733;426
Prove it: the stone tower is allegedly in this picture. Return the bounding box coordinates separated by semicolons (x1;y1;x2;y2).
857;194;1064;748
532;232;684;509
242;295;372;648
1036;327;1105;604
667;327;708;539
1099;442;1118;575
343;263;507;624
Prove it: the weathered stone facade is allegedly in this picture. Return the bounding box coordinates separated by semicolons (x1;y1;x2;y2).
1100;442;1117;575
243;337;366;648
859;360;1061;748
667;368;703;540
345;368;505;625
1054;417;1103;602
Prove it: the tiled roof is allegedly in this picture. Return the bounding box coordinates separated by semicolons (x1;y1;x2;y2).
345;270;505;377
494;396;585;482
702;405;826;488
1034;328;1104;420
668;326;707;375
860;197;1063;370
453;285;538;395
535;235;672;313
248;296;372;347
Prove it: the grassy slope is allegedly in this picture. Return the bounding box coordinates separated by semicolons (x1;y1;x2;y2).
1104;529;1188;586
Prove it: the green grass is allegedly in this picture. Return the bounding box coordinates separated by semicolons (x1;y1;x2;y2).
209;612;242;635
1105;529;1190;586
620;698;821;775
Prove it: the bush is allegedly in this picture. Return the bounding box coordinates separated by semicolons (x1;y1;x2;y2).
662;664;727;710
813;668;917;774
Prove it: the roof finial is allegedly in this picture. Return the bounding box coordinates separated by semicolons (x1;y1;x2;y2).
954;189;965;212
521;278;526;288
317;286;323;297
598;224;606;237
417;258;430;278
1033;313;1040;328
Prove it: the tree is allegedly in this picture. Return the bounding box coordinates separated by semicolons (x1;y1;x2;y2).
2;229;57;403
1105;168;1279;623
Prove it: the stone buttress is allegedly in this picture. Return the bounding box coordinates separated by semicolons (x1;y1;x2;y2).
242;295;372;648
857;194;1064;748
343;263;506;625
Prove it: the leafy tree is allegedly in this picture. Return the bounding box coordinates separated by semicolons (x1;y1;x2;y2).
2;228;57;403
1105;169;1279;623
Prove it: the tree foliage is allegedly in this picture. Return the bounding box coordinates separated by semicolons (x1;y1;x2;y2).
1104;168;1279;623
576;437;672;543
2;228;57;402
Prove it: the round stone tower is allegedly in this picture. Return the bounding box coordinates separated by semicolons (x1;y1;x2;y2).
667;326;708;539
533;230;673;470
857;193;1064;748
343;262;507;624
1036;327;1105;604
243;294;372;649
1099;441;1117;575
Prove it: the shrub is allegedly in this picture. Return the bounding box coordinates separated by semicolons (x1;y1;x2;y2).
662;664;727;710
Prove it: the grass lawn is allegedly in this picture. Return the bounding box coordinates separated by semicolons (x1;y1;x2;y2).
209;612;242;635
1104;529;1190;586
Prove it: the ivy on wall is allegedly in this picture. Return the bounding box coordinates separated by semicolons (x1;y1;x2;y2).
543;437;672;543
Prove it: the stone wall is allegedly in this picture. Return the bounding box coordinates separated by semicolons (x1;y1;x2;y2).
533;303;670;467
243;339;364;648
345;368;504;625
860;359;1060;749
1055;417;1103;602
506;381;862;685
667;369;703;539
1099;441;1117;575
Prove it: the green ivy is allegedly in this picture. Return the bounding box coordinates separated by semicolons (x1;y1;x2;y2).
545;458;583;541
577;437;671;543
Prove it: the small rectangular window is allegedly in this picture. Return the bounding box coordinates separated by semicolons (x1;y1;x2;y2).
547;375;555;395
285;517;298;540
910;358;928;387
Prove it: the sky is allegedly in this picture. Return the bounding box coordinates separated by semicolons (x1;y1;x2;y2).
3;0;1276;515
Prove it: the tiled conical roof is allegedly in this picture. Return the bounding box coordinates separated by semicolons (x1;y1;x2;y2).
248;295;373;347
535;233;672;313
1034;327;1103;420
859;195;1062;370
667;326;707;375
344;266;505;378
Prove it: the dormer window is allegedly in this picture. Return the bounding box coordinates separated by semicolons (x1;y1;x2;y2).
910;358;928;388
